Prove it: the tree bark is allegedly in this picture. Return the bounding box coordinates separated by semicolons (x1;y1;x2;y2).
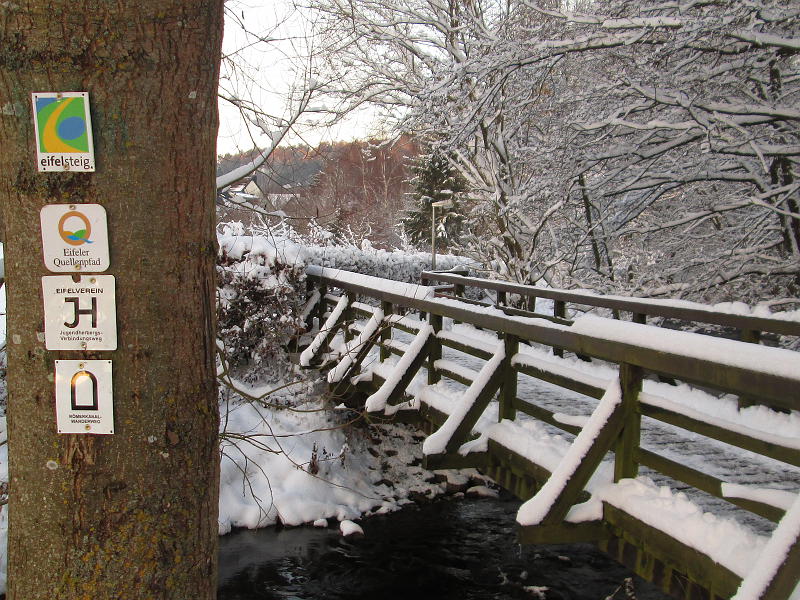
0;2;223;598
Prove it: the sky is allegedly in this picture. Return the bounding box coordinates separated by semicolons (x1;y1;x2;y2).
216;1;376;156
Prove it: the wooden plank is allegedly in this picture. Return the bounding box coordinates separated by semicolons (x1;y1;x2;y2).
343;292;357;342
512;397;581;436
418;271;800;338
485;439;561;496
759;529;800;600
428;314;442;385
554;300;566;357
640;404;800;467
500;335;518;421
434;293;570;325
515;362;606;400
443;359;505;454
636;448;786;522
328;317;384;396
540;394;627;526
435;364;476;387
603;503;742;600
384;330;432;407
422;452;492;470
309;269;800;408
380;301;393;361
518;521;611;545
439;335;495;360
614;364;643;482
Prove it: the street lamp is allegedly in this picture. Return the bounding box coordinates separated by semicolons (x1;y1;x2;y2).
431;199;453;270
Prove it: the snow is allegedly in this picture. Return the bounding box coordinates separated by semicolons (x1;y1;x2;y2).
218;222;307;267
585;477;769;577
732;492;800;600
300;294;349;367
306;265;435;301
365;324;432;413
721;484;798;512
640;387;800;450
216;387;467;536
466;485;500;499
516;380;622;526
571;314;800;382
422;344;505;456
339;520;364;536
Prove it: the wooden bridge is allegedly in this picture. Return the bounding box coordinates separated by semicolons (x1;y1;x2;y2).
299;265;800;600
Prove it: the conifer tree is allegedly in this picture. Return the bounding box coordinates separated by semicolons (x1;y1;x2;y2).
401;151;467;250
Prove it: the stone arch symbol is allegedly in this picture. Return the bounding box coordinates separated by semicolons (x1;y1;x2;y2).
70;370;98;411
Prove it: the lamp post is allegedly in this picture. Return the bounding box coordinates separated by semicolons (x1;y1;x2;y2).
431;199;453;270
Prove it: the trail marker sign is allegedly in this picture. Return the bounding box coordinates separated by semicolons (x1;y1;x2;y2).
31;92;96;172
40;204;109;272
55;360;114;434
42;275;117;350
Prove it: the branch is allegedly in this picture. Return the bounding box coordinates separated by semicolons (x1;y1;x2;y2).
215;86;314;191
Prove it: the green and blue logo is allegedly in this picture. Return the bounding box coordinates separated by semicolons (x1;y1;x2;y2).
35;96;90;153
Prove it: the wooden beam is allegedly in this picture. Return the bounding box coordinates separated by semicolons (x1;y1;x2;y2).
640;404;800;467
500;335;518;421
636;448;786;522
602;504;742;600
443;357;505;454
614;364;643;482
518;521;611;545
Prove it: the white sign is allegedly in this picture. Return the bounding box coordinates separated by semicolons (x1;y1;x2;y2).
55;360;113;434
31;92;96;172
42;275;117;350
40;204;109;272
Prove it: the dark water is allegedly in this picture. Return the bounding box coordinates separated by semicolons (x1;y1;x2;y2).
218;496;670;600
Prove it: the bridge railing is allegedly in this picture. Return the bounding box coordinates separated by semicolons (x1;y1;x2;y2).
304;265;800;600
420;270;800;345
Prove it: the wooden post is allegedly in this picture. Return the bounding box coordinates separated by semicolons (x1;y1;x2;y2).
343;291;357;343
428;313;442;385
614;363;644;482
316;284;328;332
554;300;566;357
740;328;761;344
633;312;647;325
500;334;518;420
380;301;392;361
496;290;507;307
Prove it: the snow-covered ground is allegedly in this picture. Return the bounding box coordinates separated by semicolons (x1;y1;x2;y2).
0;364;489;595
216;370;485;533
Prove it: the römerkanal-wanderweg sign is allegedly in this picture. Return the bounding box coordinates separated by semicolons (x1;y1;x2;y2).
55;360;113;435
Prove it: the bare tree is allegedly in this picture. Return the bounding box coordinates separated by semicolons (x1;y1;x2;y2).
307;0;800;303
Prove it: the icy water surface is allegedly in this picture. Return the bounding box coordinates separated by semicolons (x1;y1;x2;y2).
217;496;670;600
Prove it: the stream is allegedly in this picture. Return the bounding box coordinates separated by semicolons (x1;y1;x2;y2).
218;495;671;600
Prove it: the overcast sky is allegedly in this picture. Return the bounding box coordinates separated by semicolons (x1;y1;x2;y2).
217;1;375;156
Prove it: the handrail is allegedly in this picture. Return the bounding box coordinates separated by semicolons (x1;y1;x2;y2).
420;271;800;338
309;266;800;410
306;267;800;600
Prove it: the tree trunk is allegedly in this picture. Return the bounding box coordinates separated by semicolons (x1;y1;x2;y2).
0;2;223;598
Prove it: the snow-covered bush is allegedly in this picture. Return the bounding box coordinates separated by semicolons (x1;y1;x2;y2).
305;241;474;283
216;222;308;380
